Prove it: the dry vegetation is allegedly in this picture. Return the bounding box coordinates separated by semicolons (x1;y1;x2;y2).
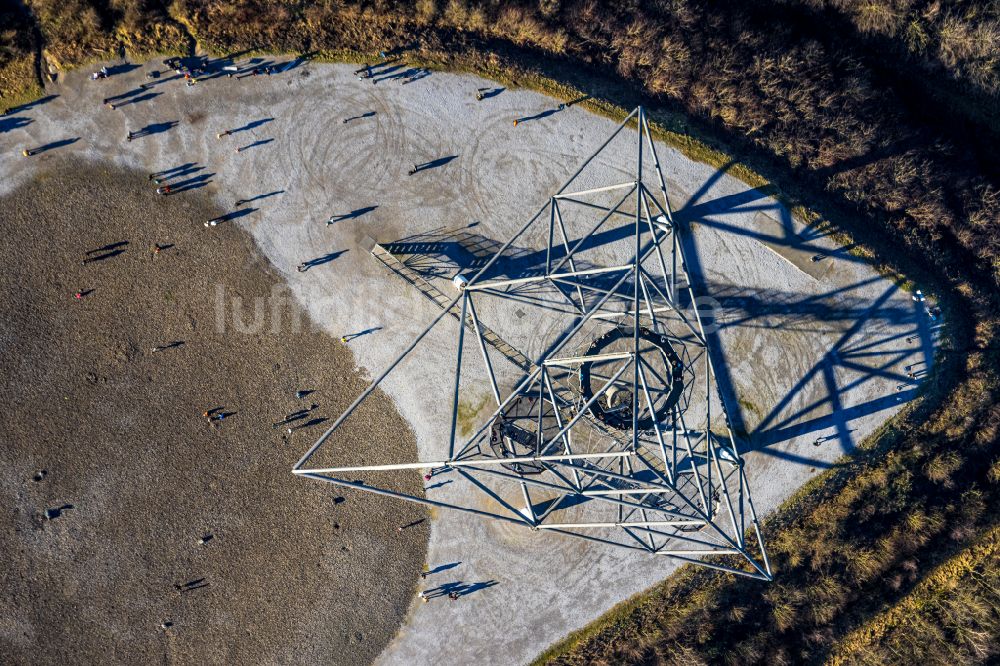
26;0;188;68
828;524;1000;665
0;2;40;105
1;0;999;662
782;1;1000;96
723;1;1000;144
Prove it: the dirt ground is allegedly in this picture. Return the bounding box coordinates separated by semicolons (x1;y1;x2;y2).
0;159;428;665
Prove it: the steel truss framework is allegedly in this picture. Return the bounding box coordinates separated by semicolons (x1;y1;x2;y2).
295;107;771;580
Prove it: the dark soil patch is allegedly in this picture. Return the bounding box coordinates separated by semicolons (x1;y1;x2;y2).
0;158;427;665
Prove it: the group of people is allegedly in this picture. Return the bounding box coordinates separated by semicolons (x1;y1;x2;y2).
418;589;462;602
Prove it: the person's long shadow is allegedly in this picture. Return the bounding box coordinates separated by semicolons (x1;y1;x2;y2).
343;111;376;123
460;580;498;597
116;92;160;108
83;240;128;264
106;62;139;77
378;67;429;84
106;86;150;103
86;241;128;255
238;191;284;205
231;118;274;134
426;561;460;575
193;50;259;79
299;249;348;271
175;578;210;593
426;580;498;599
0;116;33;133
235;60;278;79
201;50;254;70
4;94;58;115
134;121;178;138
328;205;377;224
369;62;404;78
34;137;79;154
171;173;215;193
343;326;382;341
236;138;273;151
411;156;458;173
405;69;431;84
152;162;198;179
231;54;314;78
213;207;257;223
514;106;565;124
276;52;316;73
164;165;204;181
289;417;328;432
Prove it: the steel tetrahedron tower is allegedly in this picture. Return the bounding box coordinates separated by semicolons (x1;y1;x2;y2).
295;107;771;580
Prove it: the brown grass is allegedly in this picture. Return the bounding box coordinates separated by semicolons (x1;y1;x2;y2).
828;524;1000;665
0;3;40;108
